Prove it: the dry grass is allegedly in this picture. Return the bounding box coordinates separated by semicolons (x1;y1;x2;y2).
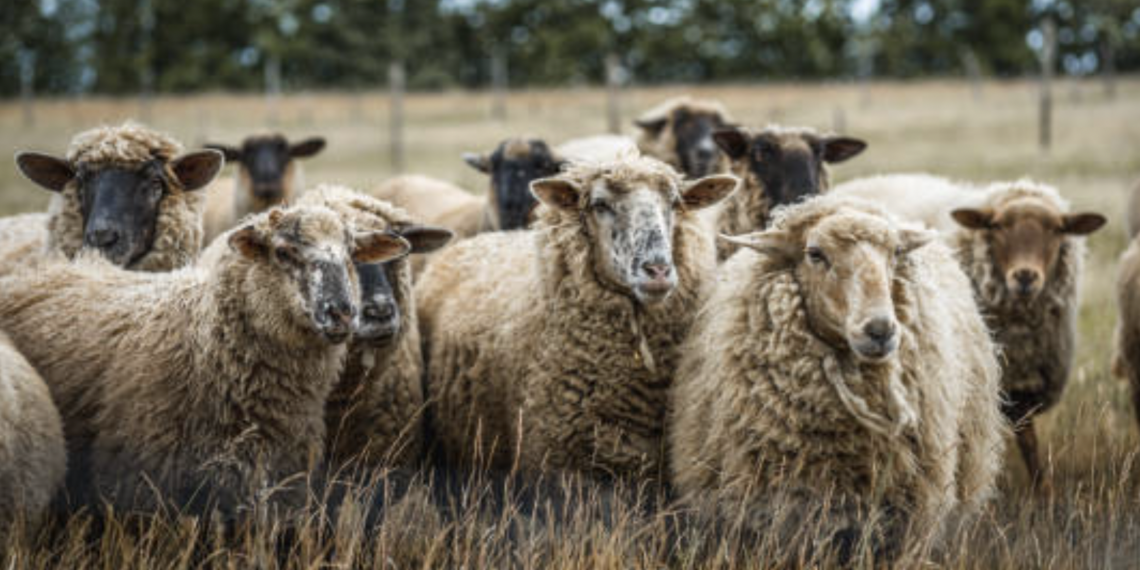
1;78;1139;567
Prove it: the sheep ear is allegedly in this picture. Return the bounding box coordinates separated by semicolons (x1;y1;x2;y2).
463;152;491;174
682;175;739;210
15;152;74;192
289;137;326;158
718;231;796;262
354;231;411;264
203;143;242;163
820;136;867;163
228;225;267;259
397;225;454;254
898;228;935;254
712;128;749;159
950;208;992;230
633;117;668;136
1062;212;1107;235
172;150;224;192
531;177;580;211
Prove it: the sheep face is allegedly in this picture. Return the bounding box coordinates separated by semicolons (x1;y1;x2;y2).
533;170;737;305
16;150;223;267
228;207;411;344
206;135;325;201
464;138;566;231
951;198;1105;300
636;107;728;178
713;127;866;220
354;225;451;344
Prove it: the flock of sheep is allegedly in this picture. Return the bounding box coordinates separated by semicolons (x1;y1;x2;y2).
0;94;1131;558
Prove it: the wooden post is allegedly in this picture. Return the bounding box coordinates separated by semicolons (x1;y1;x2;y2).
265;54;282;126
491;48;508;121
139;0;155;122
1101;40;1116;101
18;49;35;128
1038;18;1056;152
605;53;622;135
389;61;405;174
962;47;983;102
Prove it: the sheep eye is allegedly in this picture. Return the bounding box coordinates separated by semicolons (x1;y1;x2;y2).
592;201;614;216
806;246;828;265
276;245;302;266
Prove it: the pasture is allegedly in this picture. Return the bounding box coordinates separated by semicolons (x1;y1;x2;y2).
1;79;1139;567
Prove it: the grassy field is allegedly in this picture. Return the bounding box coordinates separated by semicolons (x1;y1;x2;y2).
1;79;1139;567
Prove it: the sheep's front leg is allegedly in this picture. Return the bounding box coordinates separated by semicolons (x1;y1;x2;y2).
1014;419;1050;494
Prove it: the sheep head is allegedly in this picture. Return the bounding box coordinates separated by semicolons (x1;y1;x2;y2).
723;201;931;363
952;193;1105;301
533;156;737;305
205;134;325;203
228;205;410;345
463;137;566;231
713;125;866;223
634;99;731;178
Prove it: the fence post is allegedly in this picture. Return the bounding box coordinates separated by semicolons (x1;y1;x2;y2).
389;61;406;174
605;53;622;135
265;54;282;126
139;0;155;122
1101;40;1116;101
18;49;35;128
491;48;508;121
1038;18;1056;152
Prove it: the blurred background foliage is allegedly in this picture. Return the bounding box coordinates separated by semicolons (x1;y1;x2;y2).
2;0;1139;96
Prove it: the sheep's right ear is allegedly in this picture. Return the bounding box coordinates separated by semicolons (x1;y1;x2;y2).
950;208;992;230
633;117;668;137
683;175;739;210
203;143;242;163
172;150;225;192
718;231;797;263
289;137;326;158
397;225;454;255
531;177;580;211
15;152;74;192
228;225;267;259
354;231;412;264
463;152;491;174
712;128;749;160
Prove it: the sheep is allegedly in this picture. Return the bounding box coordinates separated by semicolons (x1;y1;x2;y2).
461;136;568;231
296;185;452;470
633;96;733;178
0;204;412;515
202;133;326;243
417;153;739;480
1127;177;1140;238
0;330;66;529
371;175;487;240
2;122;223;273
1114;239;1140;437
669;195;1005;557
710;124;868;260
835;174;1106;487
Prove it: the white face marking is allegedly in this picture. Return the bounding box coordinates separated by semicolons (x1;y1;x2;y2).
589;182;678;303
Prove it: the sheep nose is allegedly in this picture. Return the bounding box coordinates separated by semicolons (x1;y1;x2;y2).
321;300;356;327
363;300;395;321
641;262;671;281
89;227;119;248
862;318;897;344
1014;269;1039;290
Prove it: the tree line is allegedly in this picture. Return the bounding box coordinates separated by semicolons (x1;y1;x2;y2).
3;0;1138;97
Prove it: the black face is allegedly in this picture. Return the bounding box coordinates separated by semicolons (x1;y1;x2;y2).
78;161;168;266
354;261;401;344
468;139;566;231
672;109;727;179
242;137;292;200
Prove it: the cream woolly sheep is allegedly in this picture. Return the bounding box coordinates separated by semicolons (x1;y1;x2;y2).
417;153;738;480
296;185;452;470
711;124;867;260
0;330;66;529
1114;237;1140;437
669;196;1005;556
0;205;411;515
202;133;326;243
1127;177;1140;238
633;96;733;178
3;122;223;272
835;174;1106;485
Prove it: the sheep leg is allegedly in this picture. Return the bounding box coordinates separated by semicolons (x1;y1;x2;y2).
1014;420;1049;493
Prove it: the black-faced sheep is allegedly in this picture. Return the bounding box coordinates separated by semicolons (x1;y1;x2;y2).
297;185;452;470
0;330;66;529
202;133;326;243
1;122;223;273
461;137;568;232
0;205;411;515
633;96;733;179
669;196;1005;557
417;153;738;481
711;124;867;260
835;174;1106;487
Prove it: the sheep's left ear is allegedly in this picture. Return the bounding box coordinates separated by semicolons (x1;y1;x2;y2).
898;227;934;254
172;150;225;192
228;225;267;259
950;208;992;230
718;231;797;264
633;117;668;137
290;137;326;158
1062;212;1107;235
354;231;412;264
397;225;454;254
15;152;74;192
682;175;739;210
463;152;491;174
712;127;749;160
819;136;867;163
530;177;580;211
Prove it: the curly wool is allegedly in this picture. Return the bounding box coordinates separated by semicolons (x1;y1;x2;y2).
419;155;717;480
635;96;733;176
0;330;67;529
298;185;425;468
669;197;1005;545
46;122;205;271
